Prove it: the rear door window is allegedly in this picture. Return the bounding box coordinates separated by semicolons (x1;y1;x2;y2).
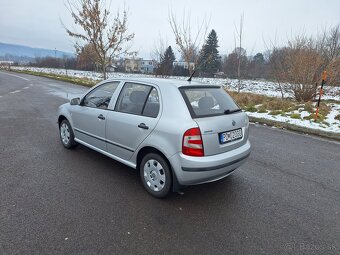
179;86;240;118
143;88;160;118
115;82;160;118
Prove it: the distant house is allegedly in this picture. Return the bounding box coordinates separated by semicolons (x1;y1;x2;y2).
173;61;195;70
0;60;14;66
106;64;116;73
123;58;157;74
113;58;125;72
124;58;141;73
139;59;156;74
213;72;226;78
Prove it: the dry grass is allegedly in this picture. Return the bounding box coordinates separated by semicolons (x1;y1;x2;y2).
318;103;331;117
226;90;332;122
303;102;314;112
226;90;334;125
262;99;295;112
227;91;266;107
227;90;295;112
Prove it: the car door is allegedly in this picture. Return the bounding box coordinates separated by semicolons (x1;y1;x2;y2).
71;81;120;151
105;82;161;160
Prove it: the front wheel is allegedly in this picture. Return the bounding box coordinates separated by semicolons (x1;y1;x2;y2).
59;119;77;149
140;153;172;198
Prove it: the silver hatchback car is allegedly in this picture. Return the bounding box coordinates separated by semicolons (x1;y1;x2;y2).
58;78;251;197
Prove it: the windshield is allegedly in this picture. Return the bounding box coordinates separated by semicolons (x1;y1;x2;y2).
180;86;240;118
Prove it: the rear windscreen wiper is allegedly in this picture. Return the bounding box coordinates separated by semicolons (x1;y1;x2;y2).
224;109;242;114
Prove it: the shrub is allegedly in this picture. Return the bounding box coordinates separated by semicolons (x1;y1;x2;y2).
303;102;314;112
335;114;340;121
245;105;257;112
257;107;268;113
303;114;314;120
290;113;301;119
269;110;283;115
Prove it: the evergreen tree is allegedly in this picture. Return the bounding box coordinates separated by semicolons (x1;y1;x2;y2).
198;29;221;77
156;46;176;77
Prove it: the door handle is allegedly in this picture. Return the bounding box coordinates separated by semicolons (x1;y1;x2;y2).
138;123;149;130
98;114;105;120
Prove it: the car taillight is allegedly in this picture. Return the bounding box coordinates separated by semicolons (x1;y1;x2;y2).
182;127;204;157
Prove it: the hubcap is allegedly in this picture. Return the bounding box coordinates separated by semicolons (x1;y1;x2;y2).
60;123;70;145
143;159;165;192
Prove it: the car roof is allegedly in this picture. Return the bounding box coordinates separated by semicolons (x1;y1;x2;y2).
103;77;219;88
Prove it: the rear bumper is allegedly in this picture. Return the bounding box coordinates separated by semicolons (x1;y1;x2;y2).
168;140;251;185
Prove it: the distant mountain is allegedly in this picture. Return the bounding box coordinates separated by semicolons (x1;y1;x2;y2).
0;42;74;59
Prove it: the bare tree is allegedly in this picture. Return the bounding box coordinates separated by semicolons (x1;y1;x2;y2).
64;0;135;79
265;38;290;99
234;14;244;92
151;33;168;77
151;33;168;63
267;34;324;101
271;49;289;99
169;10;208;75
264;25;340;101
323;25;340;86
285;35;323;101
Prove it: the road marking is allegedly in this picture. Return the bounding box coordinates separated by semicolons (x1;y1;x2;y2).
0;71;30;81
10;90;21;94
0;95;2;98
23;86;30;89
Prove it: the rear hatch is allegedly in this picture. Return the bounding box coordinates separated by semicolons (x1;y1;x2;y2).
179;86;248;156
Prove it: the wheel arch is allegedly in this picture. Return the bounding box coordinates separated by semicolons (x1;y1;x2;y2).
136;146;170;171
58;113;74;130
58;115;68;127
136;146;182;192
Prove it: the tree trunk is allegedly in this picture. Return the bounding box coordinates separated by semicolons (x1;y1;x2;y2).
101;62;107;80
237;60;241;93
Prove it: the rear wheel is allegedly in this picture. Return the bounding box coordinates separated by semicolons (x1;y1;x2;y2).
140;153;172;198
59;119;77;149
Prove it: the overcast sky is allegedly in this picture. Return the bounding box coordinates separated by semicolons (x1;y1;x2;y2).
0;0;339;59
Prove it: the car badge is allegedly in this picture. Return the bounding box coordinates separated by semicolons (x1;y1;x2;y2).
232;120;236;126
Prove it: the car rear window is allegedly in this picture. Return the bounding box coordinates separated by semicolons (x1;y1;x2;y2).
179;86;240;118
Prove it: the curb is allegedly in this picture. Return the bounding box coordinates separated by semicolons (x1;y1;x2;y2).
249;116;340;141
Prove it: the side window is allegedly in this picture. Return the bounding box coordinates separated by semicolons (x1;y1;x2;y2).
83;81;119;109
115;83;160;117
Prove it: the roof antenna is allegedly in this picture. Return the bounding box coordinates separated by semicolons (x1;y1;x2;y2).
187;70;196;82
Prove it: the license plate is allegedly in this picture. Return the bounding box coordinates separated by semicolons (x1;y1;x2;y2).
219;128;243;144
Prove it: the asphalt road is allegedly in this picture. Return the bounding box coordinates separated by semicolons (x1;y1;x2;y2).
0;71;339;255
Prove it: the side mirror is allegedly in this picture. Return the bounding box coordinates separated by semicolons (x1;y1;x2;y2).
70;97;80;105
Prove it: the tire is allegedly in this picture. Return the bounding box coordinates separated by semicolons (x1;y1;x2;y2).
59;119;78;149
140;153;172;198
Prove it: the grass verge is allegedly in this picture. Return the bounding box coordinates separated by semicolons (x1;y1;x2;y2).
7;68;97;87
